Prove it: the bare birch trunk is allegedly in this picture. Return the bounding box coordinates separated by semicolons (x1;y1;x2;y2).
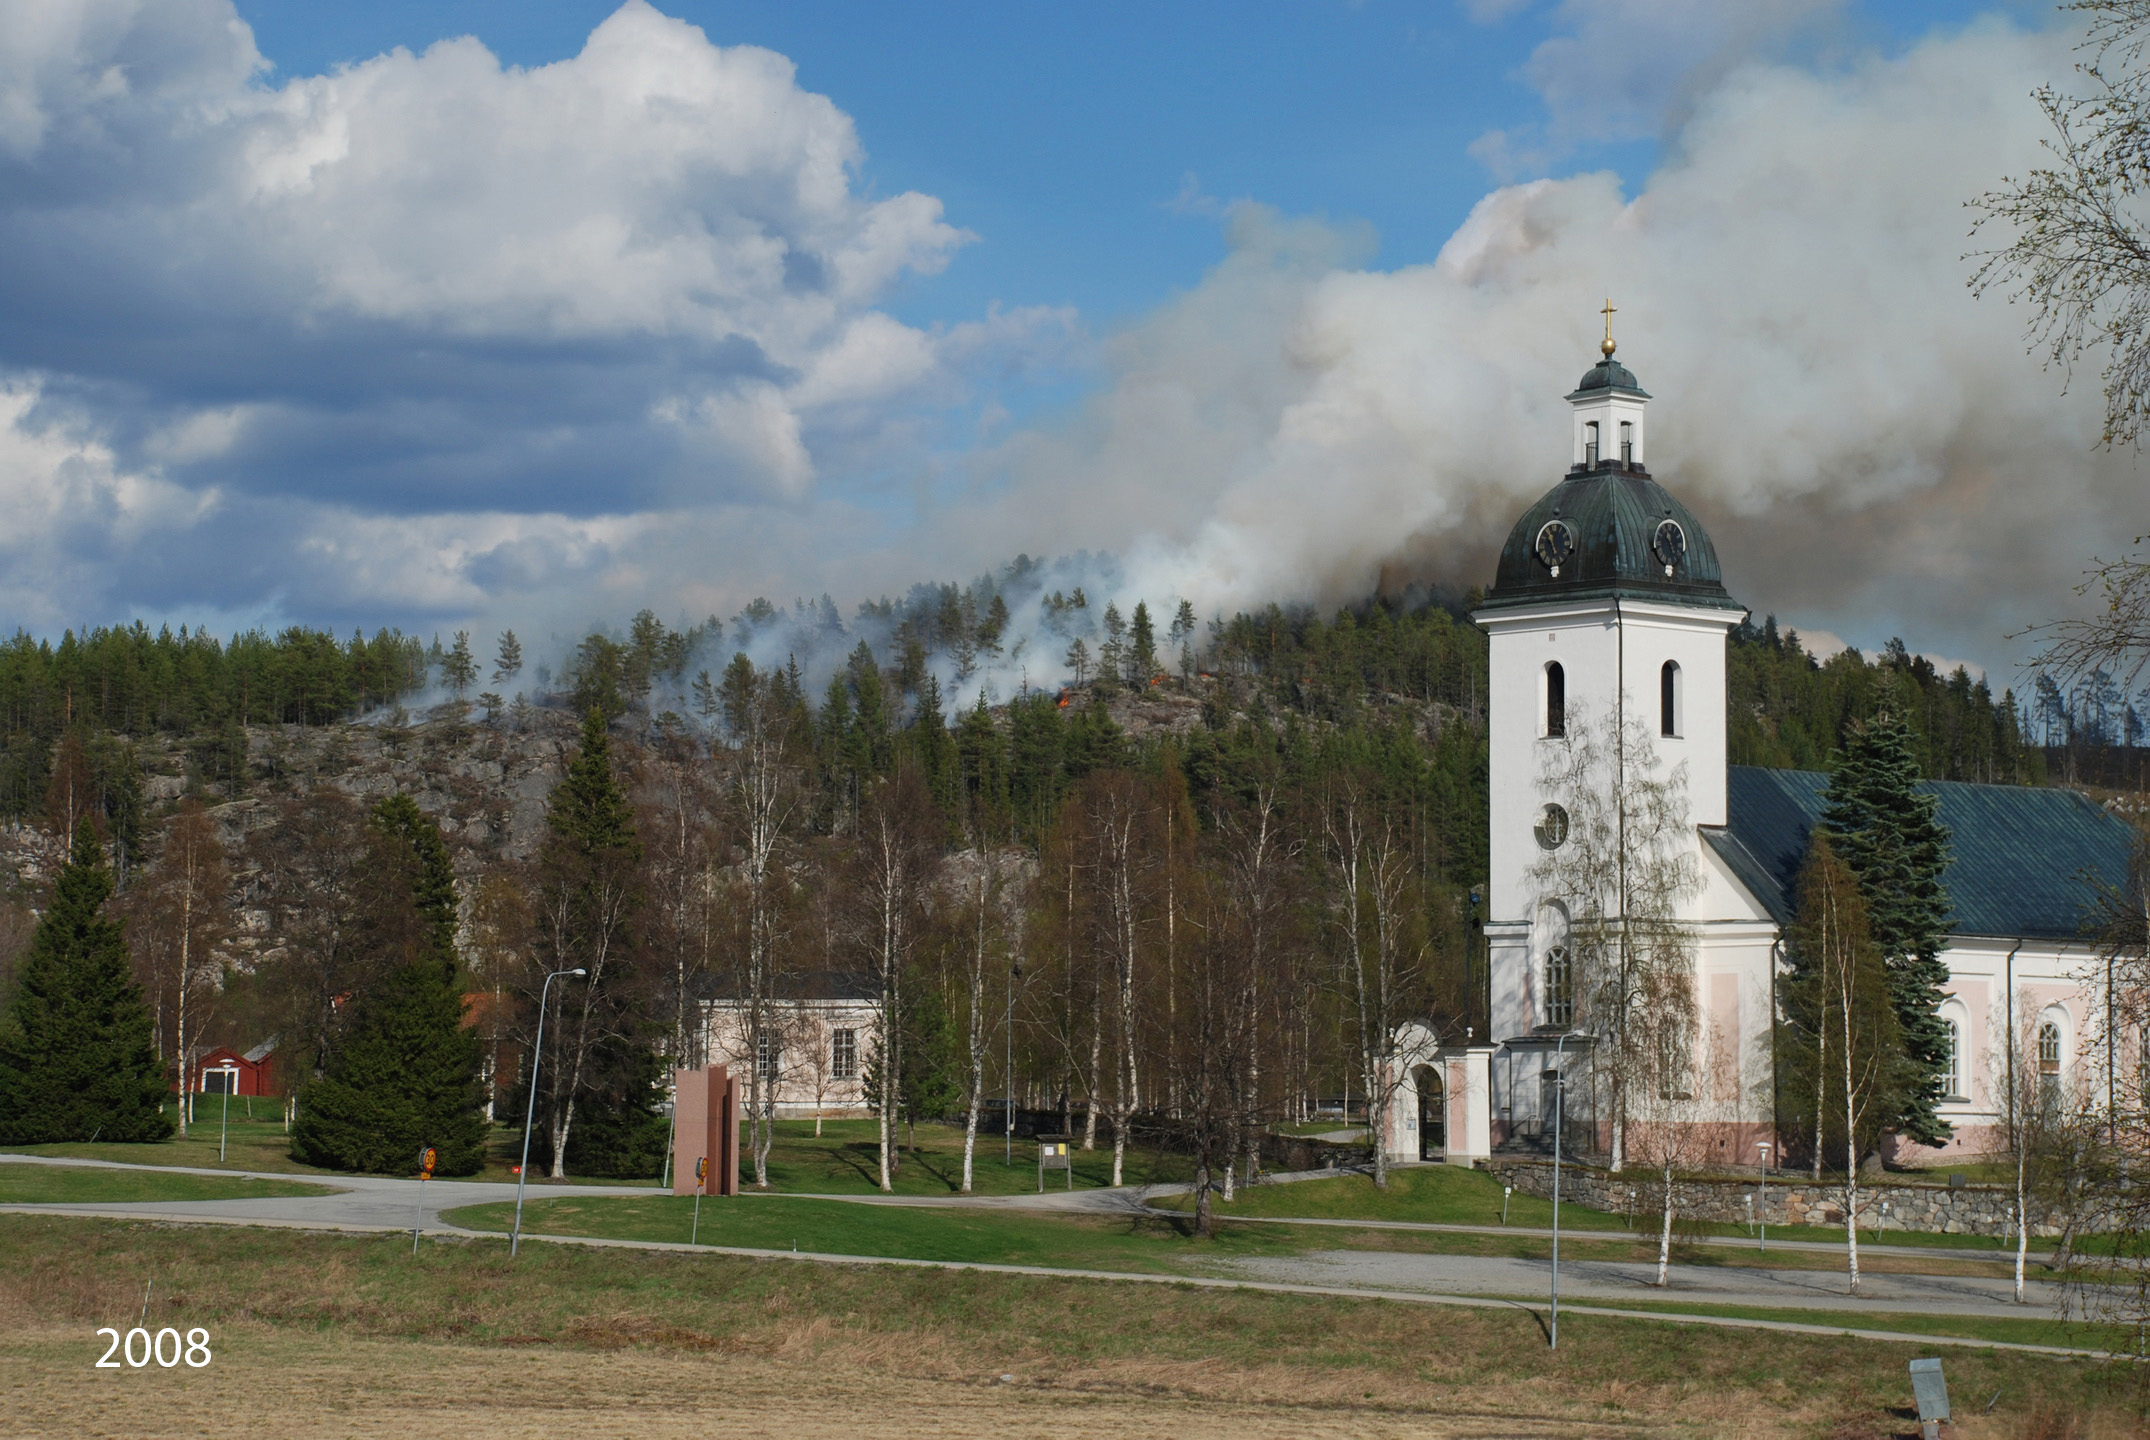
962;862;989;1194
1657;1157;1675;1285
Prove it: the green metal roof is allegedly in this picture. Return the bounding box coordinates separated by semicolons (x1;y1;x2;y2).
1567;356;1649;399
1703;766;2137;940
1479;467;1744;614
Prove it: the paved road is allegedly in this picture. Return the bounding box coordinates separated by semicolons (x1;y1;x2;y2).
1;1154;2075;1322
3;1153;2103;1354
1215;1248;2071;1319
0;1152;654;1230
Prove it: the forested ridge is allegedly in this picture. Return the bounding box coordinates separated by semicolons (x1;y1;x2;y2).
0;562;2093;1188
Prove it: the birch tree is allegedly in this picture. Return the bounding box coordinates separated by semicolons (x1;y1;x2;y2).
722;660;800;1188
1213;784;1297;1196
1529;698;1699;1172
1781;836;1901;1296
1322;771;1431;1189
131;801;230;1133
954;847;1019;1192
853;771;940;1192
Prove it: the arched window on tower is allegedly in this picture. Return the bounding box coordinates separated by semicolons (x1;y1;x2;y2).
1619;420;1634;466
1584;421;1600;466
1546;661;1566;738
1660;660;1680;737
1544;944;1574;1030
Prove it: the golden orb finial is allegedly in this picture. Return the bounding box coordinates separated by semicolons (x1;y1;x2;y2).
1599;297;1618;357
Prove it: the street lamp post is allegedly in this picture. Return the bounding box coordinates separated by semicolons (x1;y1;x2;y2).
511;967;586;1258
1755;1141;1772;1254
1005;960;1023;1166
1550;1029;1584;1351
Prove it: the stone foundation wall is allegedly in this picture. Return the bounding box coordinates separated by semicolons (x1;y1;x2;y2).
1481;1157;2035;1238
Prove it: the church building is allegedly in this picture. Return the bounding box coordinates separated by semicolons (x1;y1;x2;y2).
1380;325;2138;1170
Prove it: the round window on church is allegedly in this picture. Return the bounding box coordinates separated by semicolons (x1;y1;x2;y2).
1534;803;1570;850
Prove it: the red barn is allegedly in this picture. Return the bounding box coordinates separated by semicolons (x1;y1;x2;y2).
187;1041;277;1097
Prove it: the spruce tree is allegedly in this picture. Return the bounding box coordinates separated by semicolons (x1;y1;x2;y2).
1778;835;1911;1173
1821;702;1954;1147
0;821;170;1143
289;796;487;1174
529;707;656;1177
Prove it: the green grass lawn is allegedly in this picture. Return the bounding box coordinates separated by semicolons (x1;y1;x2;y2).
1;1105;633;1186
0;1163;335;1204
1154;1162;1634;1232
740;1118;1194;1196
443;1191;1297;1274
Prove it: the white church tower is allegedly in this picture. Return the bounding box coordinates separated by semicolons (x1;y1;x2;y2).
1471;314;1752;1150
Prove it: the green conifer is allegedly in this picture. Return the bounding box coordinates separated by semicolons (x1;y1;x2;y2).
1821;701;1954;1146
289;797;486;1174
0;821;171;1143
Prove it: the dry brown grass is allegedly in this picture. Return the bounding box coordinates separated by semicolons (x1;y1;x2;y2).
1;1214;2144;1440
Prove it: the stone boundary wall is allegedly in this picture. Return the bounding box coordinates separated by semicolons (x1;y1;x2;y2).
1481;1157;2034;1238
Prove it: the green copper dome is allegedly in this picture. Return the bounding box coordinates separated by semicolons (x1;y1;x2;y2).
1568;356;1649;399
1481;463;1742;614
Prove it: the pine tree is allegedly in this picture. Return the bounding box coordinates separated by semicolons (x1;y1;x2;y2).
1130;600;1159;685
955;691;1010;840
0;821;171;1143
1821;701;1954;1146
906;675;960;820
441;631;478;698
493;630;523;685
289;796;487;1174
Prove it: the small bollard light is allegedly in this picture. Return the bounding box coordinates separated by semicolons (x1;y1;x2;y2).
1502;1185;1512;1226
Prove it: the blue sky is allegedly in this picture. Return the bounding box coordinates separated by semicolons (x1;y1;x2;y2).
227;0;2009;326
0;0;2120;681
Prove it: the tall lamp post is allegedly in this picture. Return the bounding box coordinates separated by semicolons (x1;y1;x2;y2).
1005;959;1023;1165
1755;1141;1772;1254
511;967;585;1258
1548;1029;1585;1351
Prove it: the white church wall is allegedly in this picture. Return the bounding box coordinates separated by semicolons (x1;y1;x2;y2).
1888;937;2099;1162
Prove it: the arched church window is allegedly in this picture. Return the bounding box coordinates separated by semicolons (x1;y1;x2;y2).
1584;421;1600;466
1660;661;1680;737
2038;1019;2063;1117
1544;945;1574;1029
1546;662;1566;738
1942;1018;1961;1099
1619;420;1634;465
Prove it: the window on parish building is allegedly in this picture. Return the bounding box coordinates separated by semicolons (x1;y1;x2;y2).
832;1028;858;1080
1942;1019;1961;1099
756;1031;780;1082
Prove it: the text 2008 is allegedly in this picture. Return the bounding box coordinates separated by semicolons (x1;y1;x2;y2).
95;1327;212;1368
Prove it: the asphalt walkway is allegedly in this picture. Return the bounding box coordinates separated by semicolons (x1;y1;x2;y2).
1;1153;2098;1354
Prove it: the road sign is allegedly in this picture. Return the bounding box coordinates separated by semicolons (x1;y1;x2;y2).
419;1146;438;1178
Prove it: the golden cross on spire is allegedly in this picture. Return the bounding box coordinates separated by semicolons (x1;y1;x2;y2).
1599;298;1618;358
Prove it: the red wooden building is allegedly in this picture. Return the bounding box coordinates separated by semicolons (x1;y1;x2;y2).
185;1041;278;1097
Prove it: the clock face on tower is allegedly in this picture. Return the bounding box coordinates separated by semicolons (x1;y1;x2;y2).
1652;519;1686;576
1534;520;1576;576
